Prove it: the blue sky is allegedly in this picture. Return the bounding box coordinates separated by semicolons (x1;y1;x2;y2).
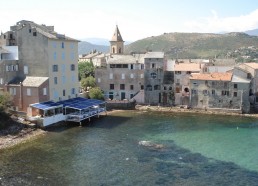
1;0;258;41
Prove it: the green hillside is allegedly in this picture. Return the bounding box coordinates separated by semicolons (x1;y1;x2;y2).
125;32;258;60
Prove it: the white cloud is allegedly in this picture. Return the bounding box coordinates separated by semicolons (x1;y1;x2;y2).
184;9;258;33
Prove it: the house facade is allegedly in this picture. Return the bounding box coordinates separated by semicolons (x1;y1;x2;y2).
95;26;166;105
174;63;203;105
190;72;250;113
0;20;79;112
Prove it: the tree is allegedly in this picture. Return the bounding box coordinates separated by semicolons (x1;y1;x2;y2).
0;92;12;112
81;76;96;91
89;87;104;100
78;61;95;80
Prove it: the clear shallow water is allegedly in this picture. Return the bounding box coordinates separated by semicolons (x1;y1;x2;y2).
1;111;258;185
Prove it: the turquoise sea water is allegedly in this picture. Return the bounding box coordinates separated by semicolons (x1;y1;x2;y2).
0;110;258;185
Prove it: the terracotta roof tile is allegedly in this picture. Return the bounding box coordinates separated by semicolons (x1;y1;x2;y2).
244;62;258;69
190;72;232;81
174;63;201;72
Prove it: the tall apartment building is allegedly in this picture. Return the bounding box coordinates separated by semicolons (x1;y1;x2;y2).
0;20;79;112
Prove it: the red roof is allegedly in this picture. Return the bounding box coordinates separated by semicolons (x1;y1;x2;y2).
190;72;232;81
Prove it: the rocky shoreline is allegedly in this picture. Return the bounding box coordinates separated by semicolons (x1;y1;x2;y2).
0;114;46;151
0;128;46;151
135;105;258;118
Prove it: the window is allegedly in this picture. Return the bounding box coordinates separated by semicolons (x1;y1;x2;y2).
130;74;134;78
130;94;134;99
109;73;113;79
53;65;58;72
176;87;181;93
61;42;64;48
150;72;157;79
152;63;155;68
186;71;191;74
61;64;66;73
70;52;74;60
53;52;57;60
154;85;160;90
121;74;125;79
43;88;47;95
146;85;152;91
234;92;238;97
120;84;125;90
9;88;16;95
62;52;65;60
221;90;229;96
191;89;197;94
110;84;114;90
224;82;228;88
164;86;167;90
109;92;114;100
130;85;134;90
130;64;134;69
141;85;144;90
33;32;37;36
169;86;172;91
247;73;252;79
175;71;181;75
203;90;208;95
71;75;75;83
212;81;216;87
63;90;66;96
141;64;144;69
54;77;58;84
29;29;31;33
62;76;66;84
71;64;75;71
212;90;215;95
234;84;238;89
24;66;28;74
71;88;76;94
27;88;31;96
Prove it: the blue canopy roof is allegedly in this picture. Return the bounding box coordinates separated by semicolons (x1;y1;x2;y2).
30;101;62;110
57;97;105;110
30;97;105;111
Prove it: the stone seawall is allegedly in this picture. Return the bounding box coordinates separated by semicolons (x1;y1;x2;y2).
135;105;258;118
106;101;136;110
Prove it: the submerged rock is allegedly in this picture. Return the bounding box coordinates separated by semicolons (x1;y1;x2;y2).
138;140;164;149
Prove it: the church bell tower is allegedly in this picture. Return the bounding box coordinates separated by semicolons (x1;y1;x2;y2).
110;25;124;54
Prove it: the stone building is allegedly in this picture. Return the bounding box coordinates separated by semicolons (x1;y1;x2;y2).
190;72;250;113
174;62;203;105
95;25;166;105
234;63;258;111
143;52;165;104
0;20;79;112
